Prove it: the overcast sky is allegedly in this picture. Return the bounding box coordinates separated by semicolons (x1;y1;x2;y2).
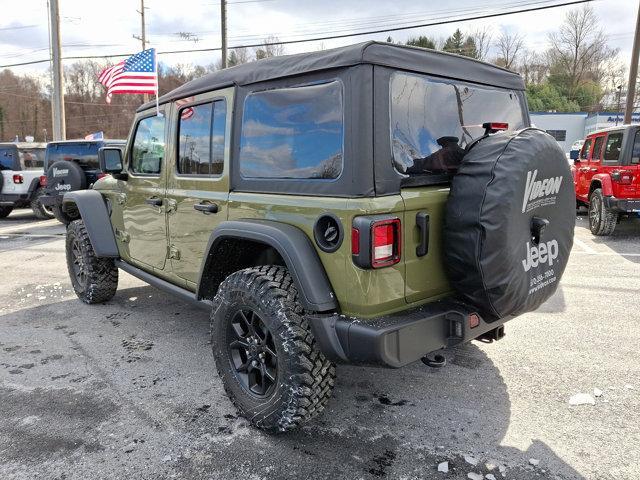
0;0;636;76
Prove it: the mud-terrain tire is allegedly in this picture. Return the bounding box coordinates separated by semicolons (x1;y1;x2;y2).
52;204;79;225
210;265;335;432
66;219;118;304
0;206;13;218
445;128;575;320
588;188;617;236
30;188;55;219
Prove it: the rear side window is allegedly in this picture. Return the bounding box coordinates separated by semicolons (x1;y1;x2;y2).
603;132;623;164
46;143;99;169
131;116;165;175
390;72;526;176
239;81;344;179
0;147;17;170
19;148;45;169
177;99;227;176
580;138;593;160
632;131;640;164
592;136;605;161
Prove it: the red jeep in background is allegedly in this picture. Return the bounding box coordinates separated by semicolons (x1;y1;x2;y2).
572;125;640;236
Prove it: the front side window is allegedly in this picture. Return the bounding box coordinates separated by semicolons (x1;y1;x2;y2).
603;132;623;163
592;136;605;161
131;115;165;175
580;138;593;160
239;81;344;179
390;72;526;177
177;100;226;176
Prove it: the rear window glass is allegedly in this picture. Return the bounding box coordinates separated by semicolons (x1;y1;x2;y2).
603;132;623;163
239;81;344;179
390;72;526;177
0;147;17;170
632;131;640;164
46;143;100;170
19;148;45;170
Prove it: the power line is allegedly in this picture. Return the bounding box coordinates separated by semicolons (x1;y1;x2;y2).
0;0;597;69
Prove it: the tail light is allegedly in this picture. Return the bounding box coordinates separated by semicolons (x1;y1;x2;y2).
483;122;509;134
97;173;109;180
12;174;23;184
352;216;401;269
612;170;633;185
39;175;47;187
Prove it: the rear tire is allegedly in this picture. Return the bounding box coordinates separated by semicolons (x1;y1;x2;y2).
30;188;55;220
66;219;118;304
0;206;13;218
53;204;79;225
588;188;617;236
210;265;335;432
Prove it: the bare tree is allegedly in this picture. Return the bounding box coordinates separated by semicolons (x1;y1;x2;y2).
495;28;524;70
471;27;493;61
547;5;616;97
255;36;285;60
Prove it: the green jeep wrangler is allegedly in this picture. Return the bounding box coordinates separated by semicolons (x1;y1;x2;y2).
62;42;575;432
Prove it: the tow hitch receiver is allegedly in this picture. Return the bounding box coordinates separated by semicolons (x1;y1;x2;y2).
477;325;506;343
421;353;446;368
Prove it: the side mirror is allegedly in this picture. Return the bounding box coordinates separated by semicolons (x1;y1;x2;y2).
98;147;127;180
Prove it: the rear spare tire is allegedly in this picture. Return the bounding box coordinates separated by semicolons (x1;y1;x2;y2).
444;128;575;320
46;160;87;196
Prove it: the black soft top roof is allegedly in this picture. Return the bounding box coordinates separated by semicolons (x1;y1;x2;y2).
139;41;524;112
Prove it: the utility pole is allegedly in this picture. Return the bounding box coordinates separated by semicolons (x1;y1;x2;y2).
616;85;623;126
624;0;640;124
48;0;66;140
133;0;150;102
221;0;228;69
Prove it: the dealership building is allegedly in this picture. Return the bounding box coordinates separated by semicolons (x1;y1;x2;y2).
529;111;640;153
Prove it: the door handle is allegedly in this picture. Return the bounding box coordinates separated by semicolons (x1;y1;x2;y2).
590;168;598;172
579;167;589;172
145;197;163;207
194;202;219;214
416;212;430;257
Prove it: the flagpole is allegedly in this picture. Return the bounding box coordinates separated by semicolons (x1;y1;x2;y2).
154;48;160;117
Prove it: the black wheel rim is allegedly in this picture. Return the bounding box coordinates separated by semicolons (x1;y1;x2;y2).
589;197;600;227
227;307;278;397
70;238;87;288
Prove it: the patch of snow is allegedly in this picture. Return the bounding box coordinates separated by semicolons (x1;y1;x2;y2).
437;461;448;473
593;388;603;397
468;473;483;480
569;393;595;406
486;474;496;480
529;458;540;466
128;297;138;301
465;455;479;466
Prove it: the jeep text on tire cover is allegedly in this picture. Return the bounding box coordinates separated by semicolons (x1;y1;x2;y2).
62;42;574;431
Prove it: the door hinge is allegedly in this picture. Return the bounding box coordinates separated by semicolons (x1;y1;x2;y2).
115;228;130;243
167;245;180;260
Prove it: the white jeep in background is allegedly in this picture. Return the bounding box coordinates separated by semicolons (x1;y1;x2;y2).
0;142;53;219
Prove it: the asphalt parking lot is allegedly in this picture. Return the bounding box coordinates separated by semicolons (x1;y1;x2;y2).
1;210;639;480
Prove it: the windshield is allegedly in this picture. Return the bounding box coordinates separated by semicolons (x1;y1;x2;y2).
45;143;100;170
19;148;45;170
390;72;527;177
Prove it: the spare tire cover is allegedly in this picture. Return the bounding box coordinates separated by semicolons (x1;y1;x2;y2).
444;128;575;320
46;160;87;194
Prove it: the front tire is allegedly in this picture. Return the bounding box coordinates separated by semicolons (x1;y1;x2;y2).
588;188;617;236
30;188;55;219
0;206;13;218
66;219;118;304
53;204;79;225
210;266;335;432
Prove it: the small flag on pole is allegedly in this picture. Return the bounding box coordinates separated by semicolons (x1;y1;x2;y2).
84;131;104;140
98;48;157;104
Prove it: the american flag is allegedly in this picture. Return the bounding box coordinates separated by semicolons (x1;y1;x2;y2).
176;96;195;120
98;48;157;104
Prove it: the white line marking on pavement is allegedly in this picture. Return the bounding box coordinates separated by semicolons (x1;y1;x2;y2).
0;219;60;234
572;251;640;257
573;237;597;254
0;233;64;238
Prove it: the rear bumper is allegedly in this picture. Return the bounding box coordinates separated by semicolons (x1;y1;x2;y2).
39;194;62;207
604;196;640;212
307;299;509;368
0;193;30;207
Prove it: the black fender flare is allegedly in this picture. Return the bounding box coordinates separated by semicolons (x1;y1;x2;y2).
27;177;41;196
62;190;119;258
196;219;338;312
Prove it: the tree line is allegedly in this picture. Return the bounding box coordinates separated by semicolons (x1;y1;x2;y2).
0;6;631;142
